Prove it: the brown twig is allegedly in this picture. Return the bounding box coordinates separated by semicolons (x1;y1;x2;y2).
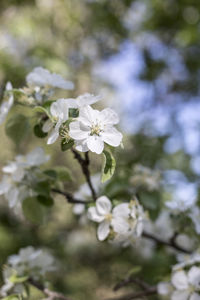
71;149;97;201
28;278;72;300
105;287;157;300
114;277;150;292
143;231;191;254
52;188;92;204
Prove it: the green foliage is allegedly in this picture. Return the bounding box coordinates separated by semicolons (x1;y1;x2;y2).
54;166;73;181
33;123;48;138
22;197;48;224
101;149;116;183
5;114;30;145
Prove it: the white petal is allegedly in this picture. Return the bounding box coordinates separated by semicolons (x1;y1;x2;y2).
97;221;110;241
87;135;104;154
69;121;90;140
47;126;60;145
101;127;122;147
99;108;119;125
171;290;190;300
111;216;129;235
113;203;130;218
75;140;89;152
188;266;200;288
96;196;112;215
190;293;200;300
42;119;53;133
171;270;189;290
26;147;49;166
87;207;105;222
6;187;19;208
78;105;100;126
157;282;172;295
76;93;101;107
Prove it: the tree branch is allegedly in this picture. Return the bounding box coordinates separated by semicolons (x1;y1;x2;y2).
143;231;191;254
28;278;72;300
105;287;157;300
52;188;92;204
71;149;97;201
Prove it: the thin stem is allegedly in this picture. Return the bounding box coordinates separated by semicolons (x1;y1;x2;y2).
28;278;72;300
143;231;191;254
52;188;92;204
105;287;157;300
71;149;97;201
114;277;150;292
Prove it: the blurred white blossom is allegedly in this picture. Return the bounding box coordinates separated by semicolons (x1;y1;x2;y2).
0;82;14;125
26;67;74;90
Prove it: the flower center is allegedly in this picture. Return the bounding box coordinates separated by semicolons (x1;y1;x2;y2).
105;213;112;221
90;123;102;136
60;126;70;141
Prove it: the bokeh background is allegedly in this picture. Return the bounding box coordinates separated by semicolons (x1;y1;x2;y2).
0;0;200;299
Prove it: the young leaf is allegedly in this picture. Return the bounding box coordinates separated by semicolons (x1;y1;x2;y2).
54;166;73;181
5;114;30;144
37;195;54;207
101;150;116;183
34;123;48;138
22;197;48;224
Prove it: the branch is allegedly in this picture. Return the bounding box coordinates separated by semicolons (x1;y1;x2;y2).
52;188;92;204
71;149;97;201
114;277;150;292
105;287;156;300
143;231;191;254
28;278;72;300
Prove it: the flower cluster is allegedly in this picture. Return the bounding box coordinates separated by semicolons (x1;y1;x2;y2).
88;196;145;243
43;93;123;154
0;147;50;212
158;253;200;300
0;246;55;297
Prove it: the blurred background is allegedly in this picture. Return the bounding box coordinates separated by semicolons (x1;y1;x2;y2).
0;0;200;299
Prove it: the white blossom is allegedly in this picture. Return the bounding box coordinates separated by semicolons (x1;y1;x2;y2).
0;147;50;210
26;67;74;90
69;105;123;154
165;182;197;212
88;196;112;241
0;82;14;125
88;196;144;242
189;207;200;234
158;263;200;300
43;98;77;144
0;246;55;297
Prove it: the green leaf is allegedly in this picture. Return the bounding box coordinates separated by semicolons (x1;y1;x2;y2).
43;169;57;179
54;166;73;181
34;101;54;119
37;195;54;207
33;124;48;138
22;197;48;224
101;150;116;183
61;139;74;151
127;266;142;277
10;273;28;284
5;114;30;144
34;180;50;197
2;295;22;300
